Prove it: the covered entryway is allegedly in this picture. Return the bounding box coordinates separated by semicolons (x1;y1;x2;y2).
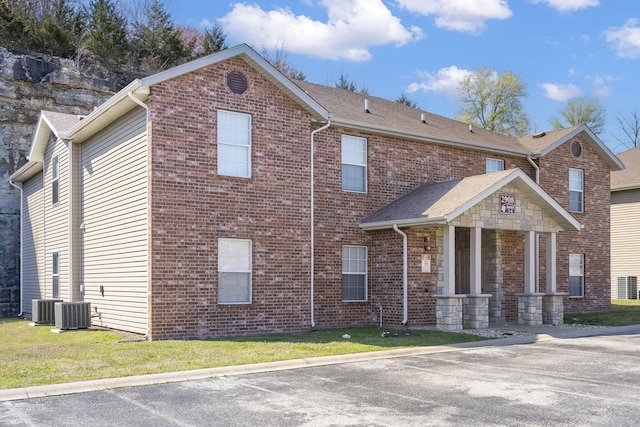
360;168;582;331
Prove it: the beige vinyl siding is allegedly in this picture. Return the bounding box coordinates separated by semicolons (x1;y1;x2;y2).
21;172;45;314
610;189;640;299
43;137;69;301
81;107;148;334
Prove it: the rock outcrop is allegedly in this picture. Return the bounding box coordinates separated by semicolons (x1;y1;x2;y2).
0;48;132;316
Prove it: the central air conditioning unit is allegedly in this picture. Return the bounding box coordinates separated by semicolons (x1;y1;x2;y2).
617;276;638;300
32;299;63;324
54;302;92;330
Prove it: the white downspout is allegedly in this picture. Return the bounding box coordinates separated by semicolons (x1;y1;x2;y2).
310;120;330;328
8;179;24;316
527;154;541;292
393;224;408;325
128;91;149;336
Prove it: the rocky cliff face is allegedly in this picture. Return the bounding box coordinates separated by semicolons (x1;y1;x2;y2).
0;48;131;316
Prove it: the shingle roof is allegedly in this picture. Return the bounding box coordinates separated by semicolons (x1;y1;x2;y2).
611;146;640;190
41;110;84;133
295;80;530;155
360;168;581;231
517;125;581;153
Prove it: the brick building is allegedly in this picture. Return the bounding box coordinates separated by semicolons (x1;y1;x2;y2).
9;44;623;339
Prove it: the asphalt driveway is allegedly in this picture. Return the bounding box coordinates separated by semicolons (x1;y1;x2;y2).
2;327;640;426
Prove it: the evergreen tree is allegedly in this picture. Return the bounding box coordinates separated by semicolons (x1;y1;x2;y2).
34;0;84;58
85;0;128;66
130;0;189;73
202;23;227;56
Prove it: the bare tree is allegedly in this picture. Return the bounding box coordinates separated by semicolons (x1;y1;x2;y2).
614;105;640;150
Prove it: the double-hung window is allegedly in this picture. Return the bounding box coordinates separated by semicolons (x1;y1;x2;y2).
52;155;59;204
218;238;252;304
569;253;584;297
218;110;251;178
52;251;60;299
341;135;367;192
486;158;504;174
568;168;583;212
342;245;367;301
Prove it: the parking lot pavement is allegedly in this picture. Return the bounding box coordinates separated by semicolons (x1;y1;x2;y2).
2;328;640;426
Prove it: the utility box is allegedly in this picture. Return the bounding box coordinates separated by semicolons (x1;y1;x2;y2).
54;302;91;330
617;276;638;300
32;299;63;324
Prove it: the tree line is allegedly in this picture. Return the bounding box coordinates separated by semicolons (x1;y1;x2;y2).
1;0;637;149
0;0;227;74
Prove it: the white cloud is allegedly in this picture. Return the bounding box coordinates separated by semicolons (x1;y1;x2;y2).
531;0;599;13
218;0;423;61
604;18;640;59
407;65;471;98
540;83;582;101
586;74;618;98
397;0;512;33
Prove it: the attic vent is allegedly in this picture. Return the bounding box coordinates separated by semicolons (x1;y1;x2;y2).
571;141;582;158
227;71;247;94
532;131;546;139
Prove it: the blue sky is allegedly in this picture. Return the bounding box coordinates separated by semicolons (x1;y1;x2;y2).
170;0;640;152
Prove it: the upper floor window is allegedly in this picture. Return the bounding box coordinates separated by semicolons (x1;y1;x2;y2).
218;110;251;178
341;135;367;192
569;253;584;297
218;238;252;304
342;245;367;301
486;158;504;174
568;168;583;212
52;155;59;204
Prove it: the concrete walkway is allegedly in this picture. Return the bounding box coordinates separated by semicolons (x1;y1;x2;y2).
2;323;639;402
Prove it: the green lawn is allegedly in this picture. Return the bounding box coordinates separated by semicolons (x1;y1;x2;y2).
564;299;640;326
0;319;487;390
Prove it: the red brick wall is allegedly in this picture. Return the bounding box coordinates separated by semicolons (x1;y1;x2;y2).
537;135;612;314
311;126;533;328
147;58;314;339
144;56;611;338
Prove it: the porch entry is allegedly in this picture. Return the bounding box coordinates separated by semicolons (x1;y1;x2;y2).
359;169;582;332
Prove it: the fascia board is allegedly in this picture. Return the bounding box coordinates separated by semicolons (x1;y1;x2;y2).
60;80;144;143
9;160;42;183
612;184;640;192
359;216;446;231
329;117;532;157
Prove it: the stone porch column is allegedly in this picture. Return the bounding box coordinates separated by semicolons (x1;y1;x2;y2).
517;293;544;326
435;295;465;331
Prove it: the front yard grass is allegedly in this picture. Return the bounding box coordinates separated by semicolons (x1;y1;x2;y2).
564;299;640;326
0;318;487;390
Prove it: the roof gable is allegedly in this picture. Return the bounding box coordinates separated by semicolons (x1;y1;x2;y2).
10;111;83;183
518;124;623;171
360;168;581;232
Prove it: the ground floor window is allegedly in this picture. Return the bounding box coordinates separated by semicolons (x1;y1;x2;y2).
342;245;367;301
569;253;584;297
52;251;59;299
218;238;252;304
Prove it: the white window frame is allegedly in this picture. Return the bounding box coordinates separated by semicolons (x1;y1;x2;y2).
569;253;584;298
568;168;583;213
52;251;60;299
218;238;252;304
217;110;251;178
486;158;504;174
52;155;59;205
341;135;367;193
342;245;367;302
